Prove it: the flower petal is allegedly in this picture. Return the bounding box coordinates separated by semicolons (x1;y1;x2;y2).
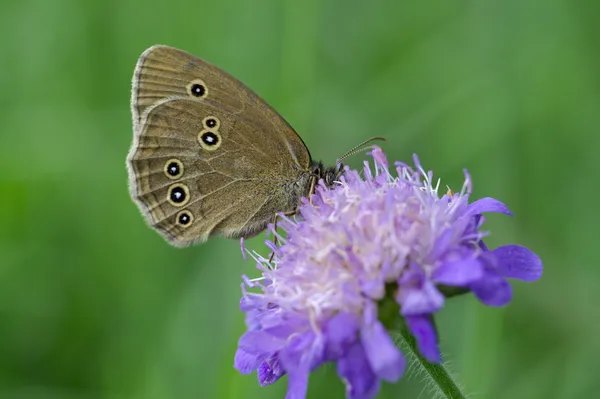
470;273;513;306
285;366;310;399
399;279;444;316
361;321;406;382
371;147;388;168
258;355;285;386
337;341;380;399
466;197;513;216
429;229;455;260
279;331;323;369
280;332;324;399
240;237;247;261
234;347;263;374
240;295;262;312
434;258;483;286
492;245;543;282
238;330;286;355
405;315;441;363
324;312;359;360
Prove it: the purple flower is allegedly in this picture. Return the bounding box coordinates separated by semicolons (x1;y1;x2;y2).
234;148;543;399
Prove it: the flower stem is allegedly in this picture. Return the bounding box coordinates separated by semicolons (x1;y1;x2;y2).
397;321;467;399
378;287;468;398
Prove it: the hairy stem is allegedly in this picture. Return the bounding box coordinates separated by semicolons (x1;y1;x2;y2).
397;321;467;399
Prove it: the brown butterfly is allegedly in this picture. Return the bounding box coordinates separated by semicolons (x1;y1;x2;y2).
126;45;349;246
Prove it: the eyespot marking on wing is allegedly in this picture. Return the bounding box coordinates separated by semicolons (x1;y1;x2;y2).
198;130;222;151
176;210;194;227
164;158;184;179
167;183;190;207
187;79;208;99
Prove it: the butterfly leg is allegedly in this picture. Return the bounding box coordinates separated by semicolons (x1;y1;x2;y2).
268;175;319;262
269;210;297;262
308;175;318;206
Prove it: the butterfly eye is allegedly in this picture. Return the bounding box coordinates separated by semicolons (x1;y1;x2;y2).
164;159;184;179
198;129;222;151
187;79;208;98
176;210;194;227
167;183;190;207
203;116;220;130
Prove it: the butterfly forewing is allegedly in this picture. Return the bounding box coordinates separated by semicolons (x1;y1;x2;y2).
127;46;313;246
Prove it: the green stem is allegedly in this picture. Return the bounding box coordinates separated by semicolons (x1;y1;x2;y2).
379;286;468;398
396;322;467;399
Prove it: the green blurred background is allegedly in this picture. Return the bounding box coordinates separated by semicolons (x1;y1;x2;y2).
1;0;598;398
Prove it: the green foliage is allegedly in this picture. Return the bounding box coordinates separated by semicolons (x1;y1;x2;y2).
1;0;598;398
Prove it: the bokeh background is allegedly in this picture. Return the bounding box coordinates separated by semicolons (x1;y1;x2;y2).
1;0;599;398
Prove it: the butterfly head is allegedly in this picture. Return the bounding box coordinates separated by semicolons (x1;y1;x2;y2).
309;161;345;190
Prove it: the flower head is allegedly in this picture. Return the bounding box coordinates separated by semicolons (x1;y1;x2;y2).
234;148;543;399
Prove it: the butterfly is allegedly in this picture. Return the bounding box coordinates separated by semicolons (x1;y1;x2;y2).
126;45;348;247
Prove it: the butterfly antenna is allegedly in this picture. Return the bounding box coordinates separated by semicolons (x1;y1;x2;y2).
336;136;386;164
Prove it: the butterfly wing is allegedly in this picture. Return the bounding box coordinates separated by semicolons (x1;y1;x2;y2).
127;46;312;246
